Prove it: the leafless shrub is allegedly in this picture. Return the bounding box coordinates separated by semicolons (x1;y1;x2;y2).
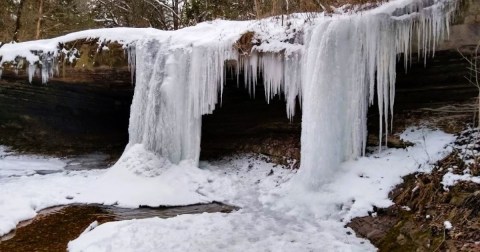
458;42;480;127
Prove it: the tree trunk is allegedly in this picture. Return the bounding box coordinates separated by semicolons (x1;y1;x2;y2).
254;0;261;18
13;0;25;42
172;0;179;30
477;91;480;127
35;0;44;39
272;0;279;16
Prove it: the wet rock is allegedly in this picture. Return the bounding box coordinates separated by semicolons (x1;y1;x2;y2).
396;234;407;245
348;215;399;243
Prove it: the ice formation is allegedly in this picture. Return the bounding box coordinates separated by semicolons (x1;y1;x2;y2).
126;0;456;187
0;0;457;188
298;0;456;187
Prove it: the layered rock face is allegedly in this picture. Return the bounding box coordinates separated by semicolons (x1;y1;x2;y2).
0;43;133;156
439;0;480;51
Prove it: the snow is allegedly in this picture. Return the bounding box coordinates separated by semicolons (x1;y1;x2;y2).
0;128;454;250
75;144;212;207
0;146;66;178
444;220;453;230
80;221;99;236
69;212;370;252
440;127;480;190
0;147;105;236
67;127;454;251
441;172;480;190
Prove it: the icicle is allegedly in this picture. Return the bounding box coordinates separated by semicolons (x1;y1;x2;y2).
28;64;36;83
127;44;136;84
39;52;56;84
284;51;302;120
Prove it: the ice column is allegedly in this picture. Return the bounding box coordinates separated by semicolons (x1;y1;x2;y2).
298;0;456;188
127;39;236;165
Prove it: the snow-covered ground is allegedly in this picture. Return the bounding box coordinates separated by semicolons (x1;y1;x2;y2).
0;146;66;177
441;127;480;190
66;127;453;252
1;127;453;251
0;146;106;236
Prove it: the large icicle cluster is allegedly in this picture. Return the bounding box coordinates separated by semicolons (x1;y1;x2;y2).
238;51;303;119
125;20;304;166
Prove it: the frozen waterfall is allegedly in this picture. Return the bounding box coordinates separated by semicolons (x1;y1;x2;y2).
298;0;456;187
124;0;456;188
0;0;457;188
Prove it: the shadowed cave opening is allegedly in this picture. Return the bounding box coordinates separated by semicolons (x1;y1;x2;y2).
200;70;301;164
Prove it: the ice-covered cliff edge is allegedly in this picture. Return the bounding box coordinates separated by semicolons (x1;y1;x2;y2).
0;0;458;189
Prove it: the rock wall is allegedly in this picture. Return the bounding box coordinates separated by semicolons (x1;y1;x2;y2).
0;43;133;157
439;0;480;51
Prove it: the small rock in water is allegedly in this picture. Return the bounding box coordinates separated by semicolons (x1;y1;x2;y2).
66;196;74;200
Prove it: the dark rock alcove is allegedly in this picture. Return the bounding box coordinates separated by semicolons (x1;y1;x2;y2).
200;73;301;163
0;47;477;161
0;68;133;157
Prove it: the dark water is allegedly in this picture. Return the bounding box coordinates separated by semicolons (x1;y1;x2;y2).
110;202;238;220
0;203;238;252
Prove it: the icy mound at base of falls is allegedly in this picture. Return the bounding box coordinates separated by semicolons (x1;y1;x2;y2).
75;144;212;208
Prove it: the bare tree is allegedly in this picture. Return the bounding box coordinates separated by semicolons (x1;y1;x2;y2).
254;0;261;17
13;0;25;42
35;0;44;39
89;0;184;30
459;42;480;126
